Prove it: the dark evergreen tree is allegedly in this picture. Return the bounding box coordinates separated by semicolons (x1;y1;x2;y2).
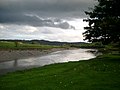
83;0;120;44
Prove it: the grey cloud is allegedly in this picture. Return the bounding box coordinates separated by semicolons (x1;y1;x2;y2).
24;14;75;29
0;1;93;14
0;0;95;27
0;0;95;15
0;13;75;29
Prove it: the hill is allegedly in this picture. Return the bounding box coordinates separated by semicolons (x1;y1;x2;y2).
0;39;85;46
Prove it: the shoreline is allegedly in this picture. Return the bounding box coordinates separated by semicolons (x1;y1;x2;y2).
0;53;120;89
0;48;67;63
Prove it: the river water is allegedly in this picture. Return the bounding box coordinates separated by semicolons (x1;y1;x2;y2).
0;49;97;75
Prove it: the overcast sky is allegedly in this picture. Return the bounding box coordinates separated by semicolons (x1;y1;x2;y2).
0;0;96;42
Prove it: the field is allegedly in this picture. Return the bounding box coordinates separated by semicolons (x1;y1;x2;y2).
0;53;120;90
0;41;62;50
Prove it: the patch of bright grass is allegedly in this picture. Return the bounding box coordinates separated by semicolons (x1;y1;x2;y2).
0;54;120;90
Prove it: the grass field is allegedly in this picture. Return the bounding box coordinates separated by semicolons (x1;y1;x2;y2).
0;53;120;90
0;41;62;50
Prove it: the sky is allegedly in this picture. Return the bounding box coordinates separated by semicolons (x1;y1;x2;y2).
0;0;96;42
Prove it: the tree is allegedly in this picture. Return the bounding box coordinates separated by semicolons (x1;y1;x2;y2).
15;41;18;47
83;0;120;44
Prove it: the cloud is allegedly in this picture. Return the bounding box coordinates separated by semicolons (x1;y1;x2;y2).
0;0;95;41
0;13;75;29
0;24;84;42
25;14;76;29
0;0;95;24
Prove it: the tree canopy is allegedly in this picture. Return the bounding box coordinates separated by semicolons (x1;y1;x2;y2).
83;0;120;44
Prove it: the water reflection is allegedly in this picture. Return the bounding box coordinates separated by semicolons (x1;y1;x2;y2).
14;59;18;67
0;49;97;75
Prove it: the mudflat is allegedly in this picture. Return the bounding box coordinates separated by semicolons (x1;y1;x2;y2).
0;48;64;62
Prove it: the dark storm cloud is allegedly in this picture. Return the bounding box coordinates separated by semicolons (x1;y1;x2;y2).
0;0;94;13
0;0;95;28
0;13;75;29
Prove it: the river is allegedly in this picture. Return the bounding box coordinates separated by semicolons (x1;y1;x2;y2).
0;49;97;75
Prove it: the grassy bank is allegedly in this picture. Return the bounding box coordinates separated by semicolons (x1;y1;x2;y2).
0;53;120;90
0;41;64;50
70;42;105;49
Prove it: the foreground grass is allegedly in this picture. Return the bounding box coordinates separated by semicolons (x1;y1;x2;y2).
0;53;120;90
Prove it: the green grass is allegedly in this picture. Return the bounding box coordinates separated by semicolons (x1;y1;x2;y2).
70;42;105;49
0;53;120;90
0;41;62;50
